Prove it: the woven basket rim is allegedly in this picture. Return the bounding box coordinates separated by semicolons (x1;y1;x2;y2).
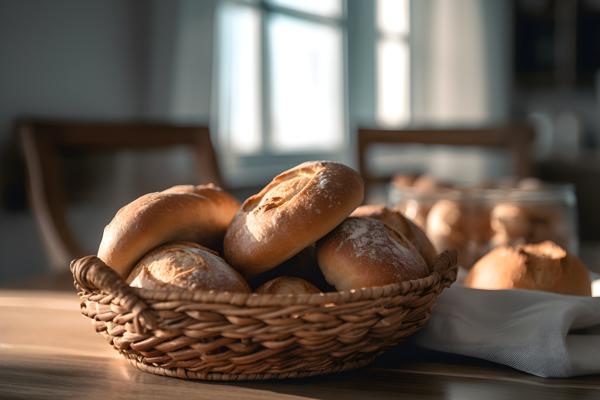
72;250;457;307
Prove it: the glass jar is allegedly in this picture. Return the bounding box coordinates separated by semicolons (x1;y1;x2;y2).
389;182;578;268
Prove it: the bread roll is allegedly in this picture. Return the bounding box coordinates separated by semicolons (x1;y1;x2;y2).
255;276;320;295
98;184;240;277
224;161;364;278
127;242;250;292
317;217;429;291
351;205;437;267
489;200;571;250
464;241;591;296
490;203;529;246
426;197;491;265
426;199;466;254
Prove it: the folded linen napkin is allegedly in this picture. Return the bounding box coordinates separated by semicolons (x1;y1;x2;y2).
414;277;600;378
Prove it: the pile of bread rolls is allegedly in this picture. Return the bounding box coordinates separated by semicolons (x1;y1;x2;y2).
97;161;437;295
393;175;575;268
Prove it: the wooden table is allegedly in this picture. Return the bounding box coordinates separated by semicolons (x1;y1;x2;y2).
1;289;599;399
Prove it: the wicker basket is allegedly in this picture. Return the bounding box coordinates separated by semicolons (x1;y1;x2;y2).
70;250;457;381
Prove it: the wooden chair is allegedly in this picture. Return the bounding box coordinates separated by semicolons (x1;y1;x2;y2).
357;124;535;193
19;119;223;271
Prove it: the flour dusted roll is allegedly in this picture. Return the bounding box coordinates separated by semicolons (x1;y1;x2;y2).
351;205;438;267
224;161;364;278
464;241;591;296
425;196;495;268
255;276;320;295
127;242;250;293
316;217;429;291
98;184;240;277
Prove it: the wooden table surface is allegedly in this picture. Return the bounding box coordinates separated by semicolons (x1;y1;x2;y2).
1;288;600;400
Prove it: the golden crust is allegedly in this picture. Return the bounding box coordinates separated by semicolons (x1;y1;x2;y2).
491;203;529;239
425;199;492;267
224;161;364;278
316;217;429;291
351;205;438;268
98;184;240;277
127;242;250;293
464;241;591;296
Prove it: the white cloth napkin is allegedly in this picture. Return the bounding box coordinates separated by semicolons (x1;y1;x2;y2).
414;276;600;378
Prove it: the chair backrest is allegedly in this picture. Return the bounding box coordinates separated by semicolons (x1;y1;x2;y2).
357;124;535;194
19;119;223;271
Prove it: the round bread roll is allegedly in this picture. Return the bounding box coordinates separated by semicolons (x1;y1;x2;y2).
426;199;466;253
255;276;320;295
98;184;240;277
464;241;591;296
490;203;529;241
351;205;438;267
127;242;250;292
224;161;364;278
317;217;429;291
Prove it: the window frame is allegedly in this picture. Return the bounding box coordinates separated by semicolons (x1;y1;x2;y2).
213;0;350;186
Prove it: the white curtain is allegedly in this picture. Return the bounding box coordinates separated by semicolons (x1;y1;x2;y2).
412;0;510;125
409;0;512;183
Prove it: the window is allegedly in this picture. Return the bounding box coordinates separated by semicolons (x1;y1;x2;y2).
215;0;412;183
375;0;411;126
216;0;346;164
217;3;262;155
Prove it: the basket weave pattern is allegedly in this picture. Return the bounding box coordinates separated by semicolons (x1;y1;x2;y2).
71;251;457;381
